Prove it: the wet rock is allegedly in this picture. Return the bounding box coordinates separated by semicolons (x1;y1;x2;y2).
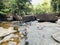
0;34;18;43
14;26;19;31
22;15;36;22
0;22;12;29
25;41;29;45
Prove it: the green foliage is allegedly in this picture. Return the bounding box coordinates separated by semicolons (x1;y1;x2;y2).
0;0;60;16
0;0;32;15
3;0;17;14
33;1;52;14
15;0;32;16
51;0;60;13
0;0;5;15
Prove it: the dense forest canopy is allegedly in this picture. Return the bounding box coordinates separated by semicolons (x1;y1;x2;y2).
51;0;60;13
0;0;60;15
0;0;32;15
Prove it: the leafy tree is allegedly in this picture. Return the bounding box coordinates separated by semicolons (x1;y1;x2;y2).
0;0;32;16
33;1;52;14
51;0;60;13
2;0;16;14
14;0;32;16
0;0;5;14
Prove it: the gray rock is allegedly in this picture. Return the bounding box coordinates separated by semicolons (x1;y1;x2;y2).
36;13;58;22
13;15;22;21
52;32;60;43
22;15;36;22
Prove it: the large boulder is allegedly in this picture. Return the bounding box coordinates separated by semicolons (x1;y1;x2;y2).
46;13;58;22
22;15;36;22
13;15;22;21
36;13;58;22
36;14;46;22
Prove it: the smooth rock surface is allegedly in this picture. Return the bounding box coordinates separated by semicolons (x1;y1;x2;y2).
56;19;60;25
0;27;16;37
52;32;60;43
20;21;60;45
0;21;60;45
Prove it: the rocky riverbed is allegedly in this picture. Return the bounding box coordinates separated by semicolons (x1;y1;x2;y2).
20;20;60;45
0;20;60;45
